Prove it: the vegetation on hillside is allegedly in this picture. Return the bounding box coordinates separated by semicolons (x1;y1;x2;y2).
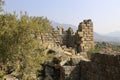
0;0;4;12
95;42;120;52
87;42;120;58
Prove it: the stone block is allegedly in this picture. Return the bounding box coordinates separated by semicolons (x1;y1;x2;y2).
78;32;83;37
70;57;81;65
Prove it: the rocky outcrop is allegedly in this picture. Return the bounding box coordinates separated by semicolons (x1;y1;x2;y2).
80;53;120;80
39;52;120;80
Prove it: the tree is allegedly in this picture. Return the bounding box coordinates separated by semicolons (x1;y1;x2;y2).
0;0;4;12
0;12;53;79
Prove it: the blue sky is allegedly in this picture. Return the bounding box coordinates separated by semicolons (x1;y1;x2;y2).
3;0;120;34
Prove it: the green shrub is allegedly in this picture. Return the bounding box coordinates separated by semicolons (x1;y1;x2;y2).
87;48;99;58
0;70;5;78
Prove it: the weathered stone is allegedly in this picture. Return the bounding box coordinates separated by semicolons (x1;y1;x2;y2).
80;53;120;80
70;57;81;65
3;75;19;80
76;19;94;52
62;66;80;80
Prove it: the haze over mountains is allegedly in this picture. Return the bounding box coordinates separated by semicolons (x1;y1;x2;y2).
106;31;120;37
51;21;120;44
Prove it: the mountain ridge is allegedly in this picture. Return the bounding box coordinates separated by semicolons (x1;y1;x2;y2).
105;31;120;37
51;21;77;31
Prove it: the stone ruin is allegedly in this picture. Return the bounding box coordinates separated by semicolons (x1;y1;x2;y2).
60;19;94;53
76;19;94;52
36;19;95;80
36;19;120;80
38;19;94;53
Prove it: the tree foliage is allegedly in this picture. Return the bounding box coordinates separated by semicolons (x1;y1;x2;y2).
0;12;53;79
0;0;4;12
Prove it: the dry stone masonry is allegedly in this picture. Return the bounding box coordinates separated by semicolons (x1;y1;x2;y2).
38;19;94;53
76;19;94;52
80;53;120;80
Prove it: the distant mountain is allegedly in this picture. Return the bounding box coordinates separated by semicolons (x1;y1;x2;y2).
51;21;120;44
51;21;77;31
94;32;120;43
106;31;120;37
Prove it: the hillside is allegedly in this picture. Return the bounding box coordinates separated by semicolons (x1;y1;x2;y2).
51;21;77;31
94;32;120;43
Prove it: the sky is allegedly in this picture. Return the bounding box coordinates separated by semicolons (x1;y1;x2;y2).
3;0;120;34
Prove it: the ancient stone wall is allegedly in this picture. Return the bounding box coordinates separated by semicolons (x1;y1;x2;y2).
37;26;75;48
75;19;94;52
62;27;75;47
80;53;120;80
37;29;62;45
37;19;94;53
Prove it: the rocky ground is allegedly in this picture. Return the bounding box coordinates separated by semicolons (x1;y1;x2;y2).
2;42;120;80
